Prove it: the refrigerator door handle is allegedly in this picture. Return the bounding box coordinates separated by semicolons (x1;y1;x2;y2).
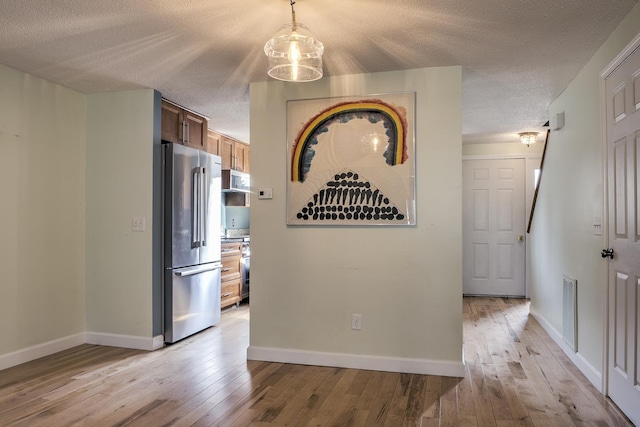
174;262;223;277
192;168;201;248
201;167;208;247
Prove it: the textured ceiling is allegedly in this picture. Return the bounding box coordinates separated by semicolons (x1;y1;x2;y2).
0;0;636;144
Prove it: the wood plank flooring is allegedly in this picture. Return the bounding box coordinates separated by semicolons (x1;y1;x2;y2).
0;297;633;426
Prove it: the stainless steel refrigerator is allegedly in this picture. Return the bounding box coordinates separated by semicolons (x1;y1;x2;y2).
163;143;222;343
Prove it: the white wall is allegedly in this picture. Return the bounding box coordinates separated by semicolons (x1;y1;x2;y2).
529;3;640;390
0;65;86;364
248;67;464;376
85;90;157;345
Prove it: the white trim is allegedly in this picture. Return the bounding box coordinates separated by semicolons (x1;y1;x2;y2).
530;307;603;392
247;346;466;378
0;333;85;371
85;331;159;351
599;54;611;396
462;153;542;161
598;29;640;397
152;335;165;350
601;31;640;78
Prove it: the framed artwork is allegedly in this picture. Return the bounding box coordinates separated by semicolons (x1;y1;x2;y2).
287;92;416;226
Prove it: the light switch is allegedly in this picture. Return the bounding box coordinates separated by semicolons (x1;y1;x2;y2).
258;188;273;199
132;216;146;232
593;217;602;236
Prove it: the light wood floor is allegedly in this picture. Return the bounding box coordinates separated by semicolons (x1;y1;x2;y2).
0;297;632;426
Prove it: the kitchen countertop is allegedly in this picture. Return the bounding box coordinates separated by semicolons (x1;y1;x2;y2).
221;235;250;242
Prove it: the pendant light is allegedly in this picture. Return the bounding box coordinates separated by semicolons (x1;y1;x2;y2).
519;132;538;147
264;0;324;82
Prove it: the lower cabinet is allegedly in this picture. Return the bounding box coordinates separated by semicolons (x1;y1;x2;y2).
221;242;242;309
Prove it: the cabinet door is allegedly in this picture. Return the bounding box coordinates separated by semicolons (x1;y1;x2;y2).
234;143;250;173
220;137;234;169
207;130;220;155
161;101;181;144
183;111;207;150
243;144;250;174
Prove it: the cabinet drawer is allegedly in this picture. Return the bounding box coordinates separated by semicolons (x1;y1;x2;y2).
221;280;240;299
221;254;241;281
221;279;241;308
221;242;242;256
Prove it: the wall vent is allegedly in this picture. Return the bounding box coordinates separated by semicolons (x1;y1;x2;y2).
563;275;577;352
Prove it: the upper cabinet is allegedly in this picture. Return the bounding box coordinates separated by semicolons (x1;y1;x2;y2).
163;100;250;170
234;141;250;173
219;137;234;169
161;99;208;151
207;130;220;155
209;130;250;173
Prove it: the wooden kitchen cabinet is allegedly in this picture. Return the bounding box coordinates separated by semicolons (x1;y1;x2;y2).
234;142;250;173
220;242;242;309
218;135;250;173
161;99;208;150
207;129;250;172
219;136;234;169
207;130;221;155
161;101;181;144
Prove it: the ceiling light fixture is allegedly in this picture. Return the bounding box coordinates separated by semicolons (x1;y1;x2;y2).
519;132;538;147
264;0;324;82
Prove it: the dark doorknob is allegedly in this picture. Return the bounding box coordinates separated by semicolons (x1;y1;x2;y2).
601;248;614;259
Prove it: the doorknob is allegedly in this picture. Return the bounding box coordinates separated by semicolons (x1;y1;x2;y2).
517;235;524;242
601;248;614;259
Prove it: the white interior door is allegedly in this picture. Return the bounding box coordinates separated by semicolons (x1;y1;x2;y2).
605;43;640;426
463;159;526;296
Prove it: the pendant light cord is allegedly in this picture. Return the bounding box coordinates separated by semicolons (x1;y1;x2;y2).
290;0;297;29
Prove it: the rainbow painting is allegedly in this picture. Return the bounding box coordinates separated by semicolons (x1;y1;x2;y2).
287;92;416;226
291;100;408;183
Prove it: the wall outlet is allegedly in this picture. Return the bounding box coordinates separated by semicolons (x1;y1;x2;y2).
351;314;362;330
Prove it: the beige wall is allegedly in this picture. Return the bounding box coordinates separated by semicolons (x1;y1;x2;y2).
248;67;464;374
0;64;86;357
0;70;163;366
529;3;640;389
85;90;156;339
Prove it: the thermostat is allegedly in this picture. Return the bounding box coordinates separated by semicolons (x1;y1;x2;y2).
258;188;273;199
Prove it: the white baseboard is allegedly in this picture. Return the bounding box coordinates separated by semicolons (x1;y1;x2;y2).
85;331;163;351
247;346;466;377
530;306;603;392
1;332;165;372
0;333;85;371
152;335;165;350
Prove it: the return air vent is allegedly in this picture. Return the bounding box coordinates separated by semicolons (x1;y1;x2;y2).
563;276;577;352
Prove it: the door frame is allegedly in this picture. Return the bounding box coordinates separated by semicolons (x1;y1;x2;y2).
599;31;640;396
462;153;543;298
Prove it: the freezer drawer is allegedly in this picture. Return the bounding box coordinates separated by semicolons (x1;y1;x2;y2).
164;262;222;343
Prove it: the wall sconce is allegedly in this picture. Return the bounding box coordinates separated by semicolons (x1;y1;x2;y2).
264;0;324;82
519;132;539;147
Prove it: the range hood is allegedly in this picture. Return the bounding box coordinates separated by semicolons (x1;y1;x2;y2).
222;169;250;192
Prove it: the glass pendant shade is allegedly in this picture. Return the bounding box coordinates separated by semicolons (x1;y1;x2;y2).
264;21;324;82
